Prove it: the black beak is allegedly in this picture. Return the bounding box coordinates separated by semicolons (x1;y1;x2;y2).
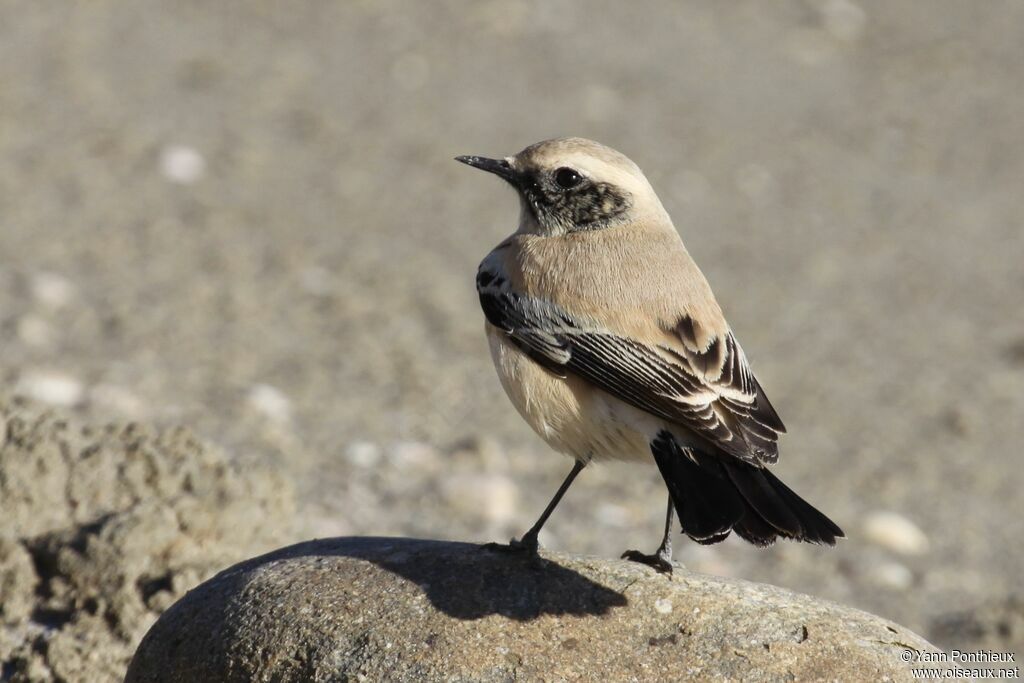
454;155;516;183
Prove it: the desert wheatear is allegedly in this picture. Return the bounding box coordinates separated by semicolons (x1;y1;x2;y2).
457;138;842;572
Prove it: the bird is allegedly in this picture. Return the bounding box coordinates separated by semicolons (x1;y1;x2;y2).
456;137;843;573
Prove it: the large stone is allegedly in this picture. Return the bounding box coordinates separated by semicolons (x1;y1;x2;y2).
126;537;949;682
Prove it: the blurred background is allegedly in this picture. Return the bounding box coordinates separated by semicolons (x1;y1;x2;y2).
1;0;1021;658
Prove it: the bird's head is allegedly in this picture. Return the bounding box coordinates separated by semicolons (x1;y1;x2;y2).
457;137;667;237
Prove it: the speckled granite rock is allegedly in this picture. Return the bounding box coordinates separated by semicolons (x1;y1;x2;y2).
126;537;948;683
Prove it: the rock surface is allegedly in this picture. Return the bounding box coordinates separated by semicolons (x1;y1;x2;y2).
0;399;296;683
127;537;947;683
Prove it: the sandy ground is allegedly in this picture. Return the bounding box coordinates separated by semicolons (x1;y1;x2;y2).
1;0;1022;657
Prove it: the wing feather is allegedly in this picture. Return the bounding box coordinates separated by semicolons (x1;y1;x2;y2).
478;267;785;464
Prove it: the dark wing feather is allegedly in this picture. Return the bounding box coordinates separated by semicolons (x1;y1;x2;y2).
477;274;784;464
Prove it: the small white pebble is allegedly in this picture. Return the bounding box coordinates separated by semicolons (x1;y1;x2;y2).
654;598;673;614
870;560;914;590
247;384;292;423
346;441;381;468
17;370;84;407
863;511;930;556
30;271;75;309
160;145;206;184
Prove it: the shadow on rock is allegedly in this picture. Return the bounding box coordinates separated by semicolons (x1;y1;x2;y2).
231;536;628;621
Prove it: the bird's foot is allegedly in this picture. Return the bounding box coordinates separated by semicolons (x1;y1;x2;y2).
483;533;541;560
621;549;674;575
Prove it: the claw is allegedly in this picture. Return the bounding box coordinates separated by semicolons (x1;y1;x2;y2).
482;534;540;558
621;549;674;575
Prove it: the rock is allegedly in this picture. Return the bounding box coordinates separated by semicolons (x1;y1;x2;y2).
344;440;381;468
868;559;915;591
28;271;75;310
159;144;206;184
863;511;930;556
246;383;293;424
127;537;950;683
0;535;37;623
0;398;296;683
14;370;85;408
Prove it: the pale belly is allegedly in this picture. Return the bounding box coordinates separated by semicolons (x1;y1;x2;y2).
486;325;661;463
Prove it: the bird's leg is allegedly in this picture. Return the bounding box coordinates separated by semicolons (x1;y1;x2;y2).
622;494;676;574
485;459;585;556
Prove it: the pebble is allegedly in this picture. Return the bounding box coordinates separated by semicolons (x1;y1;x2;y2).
345;441;382;468
862;511;930;556
247;384;292;423
30;271;75;309
869;560;914;590
654;598;673;614
160;145;206;184
16;370;84;407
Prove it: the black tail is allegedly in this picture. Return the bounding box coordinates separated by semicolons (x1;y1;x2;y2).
650;431;844;547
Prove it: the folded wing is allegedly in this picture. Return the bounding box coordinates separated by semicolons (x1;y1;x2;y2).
478;268;785;465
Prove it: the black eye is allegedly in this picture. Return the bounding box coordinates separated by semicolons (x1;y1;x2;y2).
554;167;582;189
